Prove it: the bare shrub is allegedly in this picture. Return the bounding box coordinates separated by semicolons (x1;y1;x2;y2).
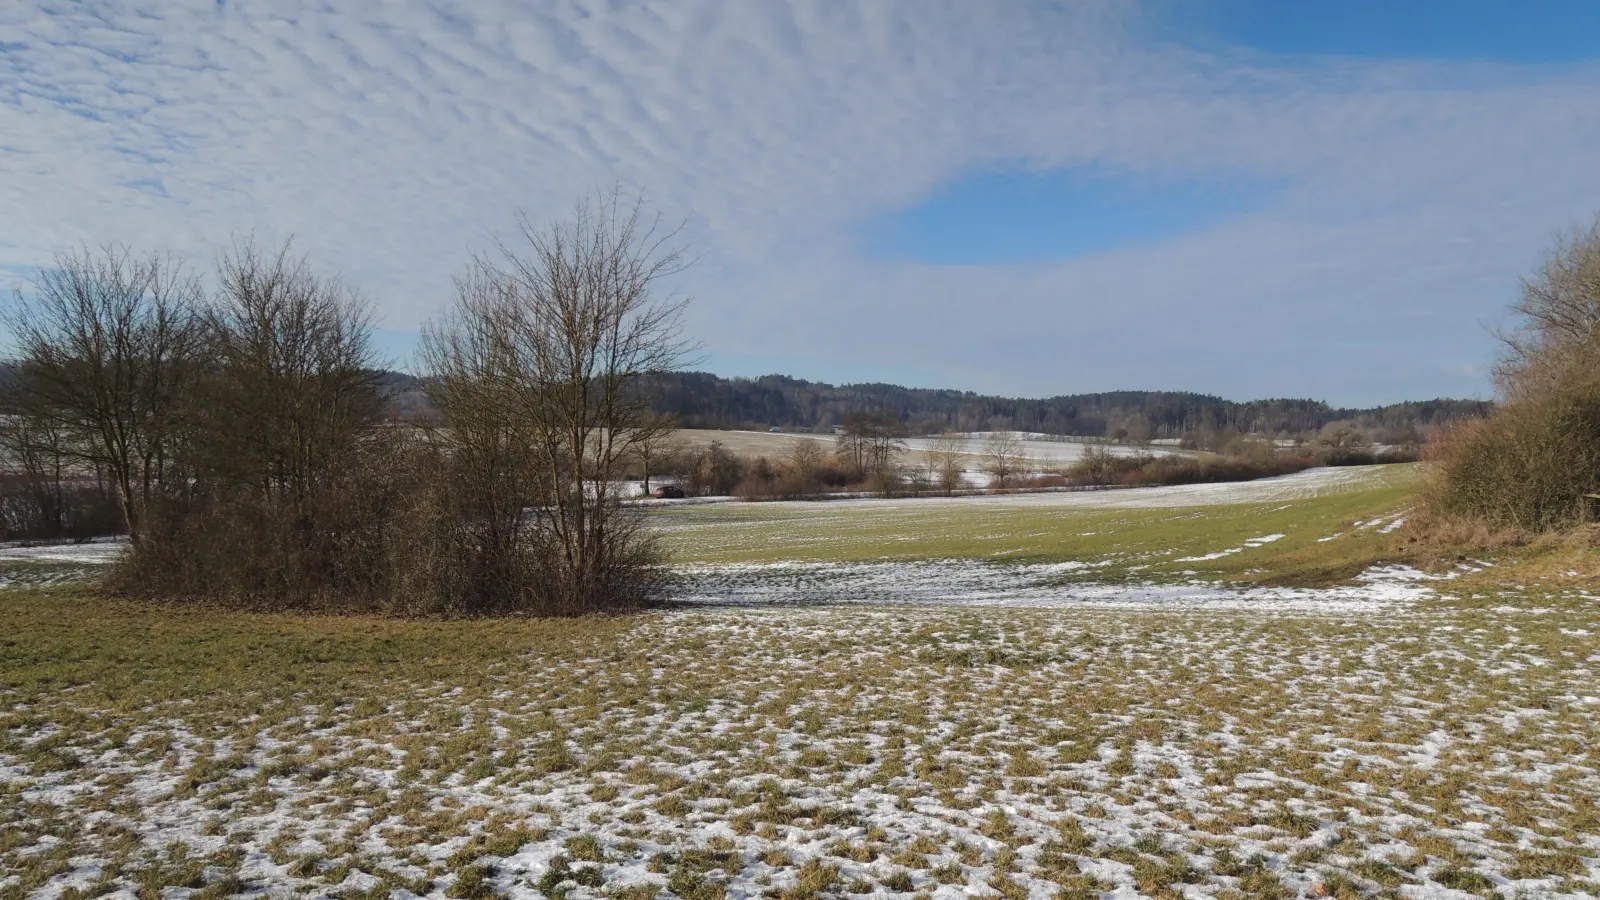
1421;375;1600;532
811;461;853;489
867;463;919;498
732;456;780;500
118;435;419;610
1069;446;1139;487
1125;453;1311;487
927;431;967;494
419;194;689;614
1315;446;1419;466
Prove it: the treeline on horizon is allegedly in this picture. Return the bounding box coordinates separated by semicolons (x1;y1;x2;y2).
382;370;1489;443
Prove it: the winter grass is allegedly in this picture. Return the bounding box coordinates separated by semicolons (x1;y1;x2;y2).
651;465;1417;587
5;462;1600;899
4;584;1598;899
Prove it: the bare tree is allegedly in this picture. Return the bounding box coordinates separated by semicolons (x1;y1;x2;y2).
202;239;383;513
0;414;69;538
1498;213;1600;399
424;192;691;613
787;438;827;482
1124;416;1155;461
631;413;679;495
983;430;1029;488
3;245;204;544
927;431;967;494
1073;445;1119;486
837;411;907;478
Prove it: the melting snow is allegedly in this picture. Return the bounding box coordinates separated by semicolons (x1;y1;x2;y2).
677;560;1442;612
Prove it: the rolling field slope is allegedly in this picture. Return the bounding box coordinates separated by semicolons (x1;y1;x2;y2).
655;465;1417;587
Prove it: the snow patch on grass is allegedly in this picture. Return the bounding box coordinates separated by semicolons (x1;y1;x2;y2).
676;560;1440;612
1172;532;1285;563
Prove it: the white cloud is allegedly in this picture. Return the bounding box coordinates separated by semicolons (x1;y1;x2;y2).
2;1;1598;404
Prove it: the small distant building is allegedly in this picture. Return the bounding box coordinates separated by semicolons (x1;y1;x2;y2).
769;426;782;433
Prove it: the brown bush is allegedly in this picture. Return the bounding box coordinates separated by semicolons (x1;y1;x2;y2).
1418;375;1600;533
1124;453;1312;487
866;465;922;498
113;447;405;610
113;432;673;615
1069;449;1313;488
1419;213;1600;537
1314;446;1419;466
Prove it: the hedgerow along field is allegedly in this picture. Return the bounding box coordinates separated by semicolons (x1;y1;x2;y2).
4;463;1600;899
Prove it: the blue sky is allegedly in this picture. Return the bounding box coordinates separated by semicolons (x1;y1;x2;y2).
862;167;1272;266
1159;0;1600;63
3;1;1599;406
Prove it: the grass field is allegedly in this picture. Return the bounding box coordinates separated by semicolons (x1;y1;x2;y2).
4;464;1600;899
656;465;1417;587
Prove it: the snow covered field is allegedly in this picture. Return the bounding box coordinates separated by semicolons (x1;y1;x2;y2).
672;465;1393;514
673;430;1179;469
0;538;124;566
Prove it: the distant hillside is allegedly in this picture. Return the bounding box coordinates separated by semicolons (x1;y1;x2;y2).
381;370;1487;442
651;373;1486;441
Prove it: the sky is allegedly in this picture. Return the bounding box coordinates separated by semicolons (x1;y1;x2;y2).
3;1;1599;407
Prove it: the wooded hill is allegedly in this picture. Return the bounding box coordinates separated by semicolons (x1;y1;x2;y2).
379;370;1488;442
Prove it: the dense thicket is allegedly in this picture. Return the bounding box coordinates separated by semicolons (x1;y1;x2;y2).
112;239;402;607
3;198;685;615
1422;214;1600;533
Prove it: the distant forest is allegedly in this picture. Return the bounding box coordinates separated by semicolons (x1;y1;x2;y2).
382;371;1489;442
